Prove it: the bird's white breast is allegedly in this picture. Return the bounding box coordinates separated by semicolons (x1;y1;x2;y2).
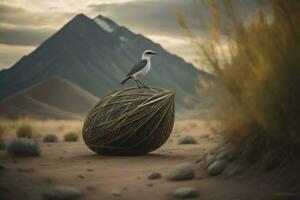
132;60;151;80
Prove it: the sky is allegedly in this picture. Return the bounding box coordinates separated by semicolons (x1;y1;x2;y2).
0;0;207;69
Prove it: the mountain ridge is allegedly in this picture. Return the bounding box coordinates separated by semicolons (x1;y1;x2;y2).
0;13;214;108
0;76;98;119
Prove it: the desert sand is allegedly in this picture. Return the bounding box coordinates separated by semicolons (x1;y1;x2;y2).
0;119;296;200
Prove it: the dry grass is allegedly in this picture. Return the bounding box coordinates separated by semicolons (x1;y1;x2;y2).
178;0;300;166
0;118;83;140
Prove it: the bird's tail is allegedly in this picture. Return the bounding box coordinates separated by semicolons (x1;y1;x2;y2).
121;76;131;85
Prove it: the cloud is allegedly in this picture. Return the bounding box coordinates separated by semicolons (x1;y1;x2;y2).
88;0;206;37
0;4;74;27
0;44;35;68
0;24;54;46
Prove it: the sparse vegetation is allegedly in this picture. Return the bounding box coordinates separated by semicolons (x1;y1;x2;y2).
16;123;33;138
178;0;300;166
43;133;58;143
7;138;41;156
64;132;79;142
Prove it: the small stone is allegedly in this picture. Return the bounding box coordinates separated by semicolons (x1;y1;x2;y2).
148;172;161;179
207;160;227;176
216;151;230;160
178;136;197;145
272;193;300;200
216;147;236;161
77;175;84;179
167;163;195;181
172;187;200;199
43;185;83;200
87;169;94;172
203;154;216;169
111;190;121;197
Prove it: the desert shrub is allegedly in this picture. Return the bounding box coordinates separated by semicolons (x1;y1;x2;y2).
178;136;197;144
7;138;40;156
178;0;300;165
64;132;78;142
16;123;33;138
43;133;58;143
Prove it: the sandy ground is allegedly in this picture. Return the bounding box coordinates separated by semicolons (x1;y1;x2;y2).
0;119;297;200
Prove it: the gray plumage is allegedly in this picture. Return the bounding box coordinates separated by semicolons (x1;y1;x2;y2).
127;59;148;76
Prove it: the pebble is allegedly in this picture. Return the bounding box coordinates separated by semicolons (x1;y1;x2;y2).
167;163;195;181
203;154;216;169
148;172;161;179
172;187;200;199
207;160;227;176
42;185;83;200
77;175;84;179
178;136;197;145
111;190;121;197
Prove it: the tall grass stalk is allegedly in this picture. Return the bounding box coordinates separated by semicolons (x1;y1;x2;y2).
178;0;300;166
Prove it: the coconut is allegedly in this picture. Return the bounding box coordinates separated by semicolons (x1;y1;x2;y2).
82;87;175;155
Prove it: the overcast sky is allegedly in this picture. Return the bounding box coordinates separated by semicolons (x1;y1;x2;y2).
0;0;263;70
0;0;208;70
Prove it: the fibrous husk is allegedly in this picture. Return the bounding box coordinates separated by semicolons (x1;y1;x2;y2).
82;87;175;155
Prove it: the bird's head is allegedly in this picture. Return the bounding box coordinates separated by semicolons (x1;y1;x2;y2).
142;50;157;59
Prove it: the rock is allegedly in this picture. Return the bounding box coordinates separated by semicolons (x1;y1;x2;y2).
272;193;300;200
148;172;161;179
203;154;216;169
172;187;200;199
43;186;83;200
178;136;197;145
77;175;84;179
111;190;121;197
216;147;236;161
207;160;227;176
167;163;195;181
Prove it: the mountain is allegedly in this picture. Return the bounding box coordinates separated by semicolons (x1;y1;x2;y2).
0;14;214;108
0;76;98;119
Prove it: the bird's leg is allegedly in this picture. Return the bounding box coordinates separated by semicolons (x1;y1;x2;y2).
135;80;142;88
138;80;150;89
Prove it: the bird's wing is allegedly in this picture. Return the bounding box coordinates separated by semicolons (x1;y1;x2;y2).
127;59;148;76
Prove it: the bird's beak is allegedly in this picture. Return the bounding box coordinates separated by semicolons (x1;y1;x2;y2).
152;52;158;55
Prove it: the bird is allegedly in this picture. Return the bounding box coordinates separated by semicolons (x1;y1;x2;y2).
121;50;157;88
